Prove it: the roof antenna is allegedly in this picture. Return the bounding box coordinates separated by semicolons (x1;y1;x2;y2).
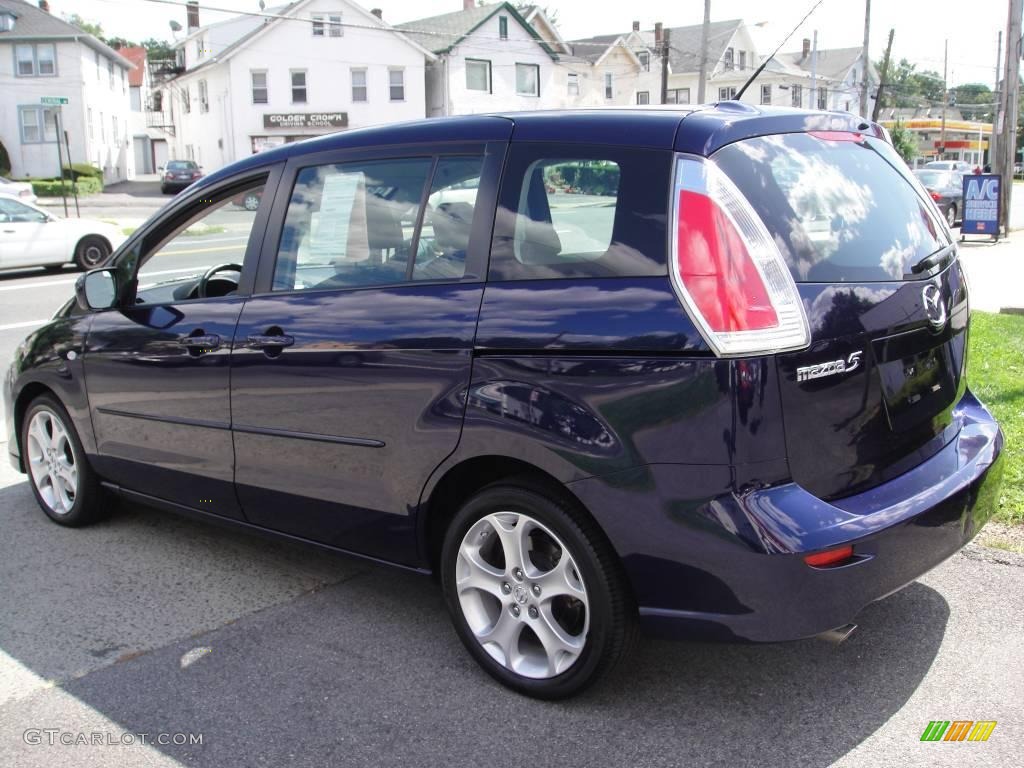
735;0;827;100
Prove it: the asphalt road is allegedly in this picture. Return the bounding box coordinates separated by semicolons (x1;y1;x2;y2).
0;181;1022;767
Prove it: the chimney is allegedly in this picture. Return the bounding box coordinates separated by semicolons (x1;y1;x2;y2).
38;0;50;11
801;38;810;61
632;20;640;32
186;0;199;32
463;0;474;10
371;8;382;19
654;22;663;48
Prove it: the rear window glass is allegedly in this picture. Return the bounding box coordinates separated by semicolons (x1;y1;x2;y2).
714;133;947;282
489;144;669;280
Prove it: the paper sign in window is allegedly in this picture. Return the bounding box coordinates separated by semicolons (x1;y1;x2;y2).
308;171;367;262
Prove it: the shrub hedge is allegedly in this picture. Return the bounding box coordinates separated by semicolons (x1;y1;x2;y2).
29;176;103;197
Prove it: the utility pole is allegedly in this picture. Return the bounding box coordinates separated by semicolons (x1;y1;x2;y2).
998;0;1022;234
991;30;1002;166
940;39;948;160
661;28;671;105
872;28;894;121
697;0;710;103
810;31;818;108
859;0;871;116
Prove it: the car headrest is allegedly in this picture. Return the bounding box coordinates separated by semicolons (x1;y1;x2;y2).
433;202;474;254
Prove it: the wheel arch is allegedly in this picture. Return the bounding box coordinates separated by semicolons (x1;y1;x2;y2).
418;454;613;574
12;381;59;470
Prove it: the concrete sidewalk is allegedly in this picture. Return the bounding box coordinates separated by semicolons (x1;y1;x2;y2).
958;234;1024;313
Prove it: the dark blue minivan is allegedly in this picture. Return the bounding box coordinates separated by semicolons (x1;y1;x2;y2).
4;106;1004;698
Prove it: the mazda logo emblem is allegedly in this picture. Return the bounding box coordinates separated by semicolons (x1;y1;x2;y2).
922;284;947;331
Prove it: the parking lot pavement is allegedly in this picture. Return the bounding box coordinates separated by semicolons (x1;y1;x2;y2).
0;453;1022;768
958;235;1024;313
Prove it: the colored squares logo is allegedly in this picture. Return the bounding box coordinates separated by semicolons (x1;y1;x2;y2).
920;721;997;742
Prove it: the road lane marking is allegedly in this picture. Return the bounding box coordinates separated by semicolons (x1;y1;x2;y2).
0;320;49;332
0;266;219;293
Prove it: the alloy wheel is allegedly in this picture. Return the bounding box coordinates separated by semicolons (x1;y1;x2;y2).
455;511;589;679
26;409;79;515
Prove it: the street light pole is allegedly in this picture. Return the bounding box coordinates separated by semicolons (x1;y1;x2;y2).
859;0;871;116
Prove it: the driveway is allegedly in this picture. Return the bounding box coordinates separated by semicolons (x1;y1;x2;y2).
0;454;1021;767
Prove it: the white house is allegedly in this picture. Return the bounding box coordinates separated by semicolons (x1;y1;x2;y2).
0;0;134;182
160;0;433;171
120;45;172;175
397;1;563;117
566;22;662;106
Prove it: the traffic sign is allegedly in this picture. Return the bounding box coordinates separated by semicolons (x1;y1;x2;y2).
40;96;68;105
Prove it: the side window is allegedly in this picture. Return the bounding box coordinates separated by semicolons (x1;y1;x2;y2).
272;158;432;292
131;180;266;305
272;155;485;291
489;145;669;280
415;156;485;281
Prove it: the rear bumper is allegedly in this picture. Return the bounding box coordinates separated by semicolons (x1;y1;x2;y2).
572;391;1004;642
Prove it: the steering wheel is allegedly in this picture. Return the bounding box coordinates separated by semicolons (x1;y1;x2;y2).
197;263;243;298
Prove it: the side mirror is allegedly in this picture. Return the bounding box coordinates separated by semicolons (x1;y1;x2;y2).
75;268;118;311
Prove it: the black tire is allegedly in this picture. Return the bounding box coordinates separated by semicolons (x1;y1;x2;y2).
946;203;957;227
73;236;110;270
440;480;636;699
20;394;105;527
242;193;261;211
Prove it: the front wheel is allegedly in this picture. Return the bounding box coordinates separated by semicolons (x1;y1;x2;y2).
21;395;105;526
441;482;635;699
74;236;110;270
946;203;957;227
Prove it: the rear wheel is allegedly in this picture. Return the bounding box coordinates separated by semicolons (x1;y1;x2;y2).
946;203;957;227
73;236;110;270
21;395;104;527
241;192;261;211
440;482;635;699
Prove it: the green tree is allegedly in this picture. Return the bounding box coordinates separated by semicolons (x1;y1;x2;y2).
67;13;104;38
952;83;995;121
876;58;945;108
888;120;917;164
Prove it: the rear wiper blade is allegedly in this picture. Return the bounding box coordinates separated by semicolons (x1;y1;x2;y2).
910;242;957;275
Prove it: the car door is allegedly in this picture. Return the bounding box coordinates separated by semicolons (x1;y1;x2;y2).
230;142;505;565
0;197;66;268
83;165;282;519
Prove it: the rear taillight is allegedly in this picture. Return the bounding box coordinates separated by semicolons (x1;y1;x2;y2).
670;156;810;356
929;191;942;202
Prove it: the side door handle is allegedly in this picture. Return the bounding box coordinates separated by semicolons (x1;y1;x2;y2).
247;328;295;351
179;332;221;355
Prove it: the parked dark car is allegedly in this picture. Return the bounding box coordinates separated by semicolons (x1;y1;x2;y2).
914;168;964;227
4;107;1004;699
160;160;204;194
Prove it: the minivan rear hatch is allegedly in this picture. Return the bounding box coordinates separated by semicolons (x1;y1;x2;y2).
714;132;968;499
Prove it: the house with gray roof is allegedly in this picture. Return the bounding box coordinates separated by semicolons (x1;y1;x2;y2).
396;1;566;116
0;0;134;182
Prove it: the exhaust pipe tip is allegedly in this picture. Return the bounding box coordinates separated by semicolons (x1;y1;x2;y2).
818;623;857;644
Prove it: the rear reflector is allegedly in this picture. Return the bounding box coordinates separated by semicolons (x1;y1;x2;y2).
804;546;855;568
670;156;810;356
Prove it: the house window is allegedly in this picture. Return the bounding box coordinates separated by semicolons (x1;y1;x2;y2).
291;70;307;103
111;115;118;145
637;91;650;105
95;50;101;80
817;87;828;110
604;72;614;99
499;16;508;40
87;107;94;140
251;70;268;104
738;50;746;70
99;111;105;142
389;68;405;101
665;88;690;104
120;67;126;93
718;86;737;101
108;59;115;88
724;47;734;69
638;51;650;71
791;84;803;107
351;69;367;102
760;84;771;104
15;43;56;77
198;79;209;112
567;72;579;96
311;14;324;36
516;63;540;97
466;59;491;92
19;106;58;143
328;14;342;36
182;85;191;113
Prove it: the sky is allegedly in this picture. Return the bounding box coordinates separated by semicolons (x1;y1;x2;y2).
51;0;1009;87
